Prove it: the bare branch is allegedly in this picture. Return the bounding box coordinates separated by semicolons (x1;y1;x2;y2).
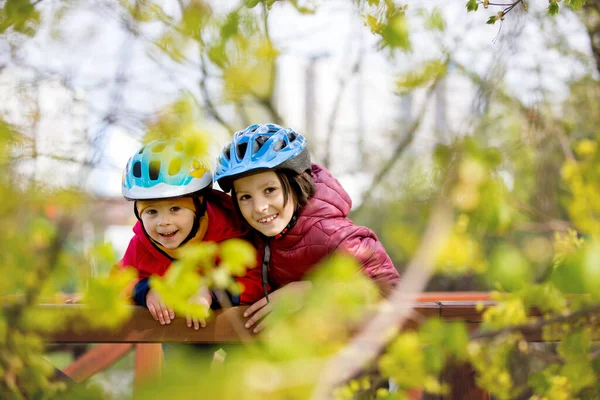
323;58;361;169
352;77;443;216
199;55;235;134
454;61;576;162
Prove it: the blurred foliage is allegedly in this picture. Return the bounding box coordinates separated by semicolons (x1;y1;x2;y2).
1;0;600;399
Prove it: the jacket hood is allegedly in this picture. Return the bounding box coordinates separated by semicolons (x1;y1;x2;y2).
301;163;351;219
272;164;351;247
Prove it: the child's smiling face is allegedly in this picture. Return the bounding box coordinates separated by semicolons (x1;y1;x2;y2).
233;171;296;237
139;200;196;249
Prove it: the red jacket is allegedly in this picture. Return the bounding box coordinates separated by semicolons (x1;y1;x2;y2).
115;190;264;305
260;164;400;295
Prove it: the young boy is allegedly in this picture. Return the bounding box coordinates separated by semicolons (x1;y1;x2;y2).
114;138;263;329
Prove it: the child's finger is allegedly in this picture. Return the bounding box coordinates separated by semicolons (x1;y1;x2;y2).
186;315;192;328
253;317;269;334
156;307;165;325
168;308;175;320
243;297;267;318
245;304;271;329
148;304;159;321
193;317;200;330
159;303;171;324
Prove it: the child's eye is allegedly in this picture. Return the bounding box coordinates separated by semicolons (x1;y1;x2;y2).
238;194;250;201
170;206;181;212
264;187;277;195
145;209;156;215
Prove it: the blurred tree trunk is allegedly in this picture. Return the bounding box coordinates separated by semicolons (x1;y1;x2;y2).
582;1;600;75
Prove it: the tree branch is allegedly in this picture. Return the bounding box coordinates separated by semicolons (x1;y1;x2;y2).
312;193;455;399
199;55;235;134
351;76;443;216
323;57;361;169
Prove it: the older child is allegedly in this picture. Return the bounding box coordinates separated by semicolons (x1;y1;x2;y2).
114;138;263;329
214;123;401;332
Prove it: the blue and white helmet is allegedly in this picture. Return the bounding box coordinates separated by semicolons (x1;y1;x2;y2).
214;123;311;193
122;138;213;200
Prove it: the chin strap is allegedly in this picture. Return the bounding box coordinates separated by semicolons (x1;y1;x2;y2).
261;241;271;303
178;196;205;247
273;210;299;240
261;209;300;302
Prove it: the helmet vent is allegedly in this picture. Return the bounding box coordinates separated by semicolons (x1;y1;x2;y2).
138;146;146;154
133;161;142;178
256;135;268;146
287;132;297;142
169;158;182;176
149;161;161;180
223;144;231;161
152;144;166;153
236;143;248;160
273;139;285;152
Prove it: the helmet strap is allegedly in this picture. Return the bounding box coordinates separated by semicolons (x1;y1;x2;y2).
178;195;206;247
274;209;299;240
133;201;141;221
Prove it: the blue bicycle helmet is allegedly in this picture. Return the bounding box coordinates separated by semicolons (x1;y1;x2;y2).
214;123;311;193
122;138;213;200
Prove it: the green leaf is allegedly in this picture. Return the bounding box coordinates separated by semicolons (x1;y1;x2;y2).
396;59;447;93
220;11;239;39
486;15;497;25
424;8;445;32
466;0;479;12
244;0;261;8
380;13;411;51
566;0;586;10
548;2;560;15
219;238;257;276
0;0;41;36
486;244;533;291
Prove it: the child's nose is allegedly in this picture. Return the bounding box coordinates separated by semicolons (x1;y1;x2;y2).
157;215;171;225
254;199;269;213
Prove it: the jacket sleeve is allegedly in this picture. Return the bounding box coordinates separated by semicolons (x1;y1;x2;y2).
237;265;268;305
328;224;400;296
109;236;144;303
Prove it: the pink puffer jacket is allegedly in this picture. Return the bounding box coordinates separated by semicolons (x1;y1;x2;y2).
261;164;400;295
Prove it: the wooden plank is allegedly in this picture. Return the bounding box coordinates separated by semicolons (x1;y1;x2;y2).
134;344;163;393
38;304;443;343
414;292;492;302
38;305;255;343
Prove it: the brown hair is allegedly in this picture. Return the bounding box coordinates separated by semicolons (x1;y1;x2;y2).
231;170;316;216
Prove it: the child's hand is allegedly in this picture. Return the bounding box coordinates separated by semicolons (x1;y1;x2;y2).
243;281;312;333
146;289;175;325
186;287;212;330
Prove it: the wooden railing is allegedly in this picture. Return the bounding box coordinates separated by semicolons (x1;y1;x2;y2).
38;293;545;399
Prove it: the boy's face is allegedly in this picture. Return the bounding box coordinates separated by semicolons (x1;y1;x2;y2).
233;170;296;237
139;200;196;249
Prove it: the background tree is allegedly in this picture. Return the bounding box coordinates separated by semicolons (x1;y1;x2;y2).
1;0;600;399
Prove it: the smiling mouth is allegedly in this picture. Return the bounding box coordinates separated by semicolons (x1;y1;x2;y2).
258;214;277;224
159;230;178;238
